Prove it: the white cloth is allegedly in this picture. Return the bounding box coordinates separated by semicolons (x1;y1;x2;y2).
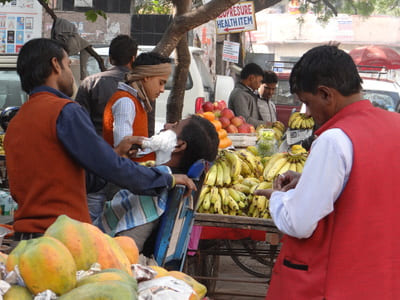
111;82;143;147
269;128;353;238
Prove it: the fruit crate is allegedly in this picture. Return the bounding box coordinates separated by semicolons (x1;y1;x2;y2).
227;133;257;148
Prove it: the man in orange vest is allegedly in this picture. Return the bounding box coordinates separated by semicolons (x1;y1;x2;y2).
5;38;196;240
103;52;172;163
256;45;400;299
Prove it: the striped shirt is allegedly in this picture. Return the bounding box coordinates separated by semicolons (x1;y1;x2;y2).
93;165;171;236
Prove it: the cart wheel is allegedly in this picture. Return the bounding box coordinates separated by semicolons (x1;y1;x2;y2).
225;239;279;278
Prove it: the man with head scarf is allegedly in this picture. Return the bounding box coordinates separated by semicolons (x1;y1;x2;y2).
103;52;172;163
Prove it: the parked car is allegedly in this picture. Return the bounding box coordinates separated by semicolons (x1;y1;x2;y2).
361;77;400;112
0;55;28;110
78;46;234;133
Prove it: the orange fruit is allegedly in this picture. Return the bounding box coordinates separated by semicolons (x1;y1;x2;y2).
211;119;222;131
113;236;139;264
218;137;232;149
202;111;215;121
218;128;227;140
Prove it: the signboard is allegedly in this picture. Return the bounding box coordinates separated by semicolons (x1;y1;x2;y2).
216;1;256;34
0;0;42;54
222;40;240;63
74;0;93;8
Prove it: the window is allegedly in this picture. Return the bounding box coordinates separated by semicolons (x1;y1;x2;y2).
0;70;28;109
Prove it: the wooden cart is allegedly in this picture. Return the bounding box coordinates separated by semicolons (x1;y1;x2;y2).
184;213;282;298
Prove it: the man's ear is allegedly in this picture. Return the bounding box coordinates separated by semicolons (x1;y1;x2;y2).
51;57;62;74
318;86;334;103
173;140;187;153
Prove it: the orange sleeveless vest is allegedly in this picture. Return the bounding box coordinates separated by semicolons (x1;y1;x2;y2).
5;92;90;233
103;90;155;162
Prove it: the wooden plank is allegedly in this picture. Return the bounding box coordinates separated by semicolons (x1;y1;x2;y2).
194;213;280;233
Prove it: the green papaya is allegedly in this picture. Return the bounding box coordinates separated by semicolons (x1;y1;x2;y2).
4;285;33;300
58;280;138;300
77;268;137;291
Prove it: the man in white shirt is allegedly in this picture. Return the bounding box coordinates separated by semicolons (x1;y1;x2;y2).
256;45;400;299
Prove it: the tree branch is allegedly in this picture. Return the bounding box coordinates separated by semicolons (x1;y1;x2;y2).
321;0;338;16
153;0;241;56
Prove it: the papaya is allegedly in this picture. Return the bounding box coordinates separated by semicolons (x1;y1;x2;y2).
77;268;137;291
4;285;33;300
18;236;77;295
114;236;139;264
45;215;132;275
168;270;207;300
58;280;138;300
6;239;28;272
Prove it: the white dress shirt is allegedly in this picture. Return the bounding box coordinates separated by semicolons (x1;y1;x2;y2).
269;128;353;238
111;82;144;147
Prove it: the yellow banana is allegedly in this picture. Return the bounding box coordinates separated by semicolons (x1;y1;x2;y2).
237;149;258;175
265;156;289;181
231;183;251;194
248;201;256;215
201;193;211;211
214;194;223;214
288;112;300;128
277;160;292;176
228;196;239;211
242;177;260;187
196;185;211;210
227;187;241;202
256;195;267;211
289;163;297;172
215;161;224;187
220;159;232;186
219;187;229;206
209;186;219;204
204;163;218;186
296;161;304;173
240;158;253;177
246;145;259;156
263;152;287;177
224;150;242;180
256;181;273;190
254;156;265;177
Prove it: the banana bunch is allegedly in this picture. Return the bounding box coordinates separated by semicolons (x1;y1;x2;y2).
288;112;315;130
139;160;156;167
271;121;285;141
196;185;249;216
197;180;273;217
263;145;308;181
204;149;264;187
0;134;5;156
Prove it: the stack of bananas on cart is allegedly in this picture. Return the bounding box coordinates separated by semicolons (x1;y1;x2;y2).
288;112;315;129
263;144;308;181
196;145;308;219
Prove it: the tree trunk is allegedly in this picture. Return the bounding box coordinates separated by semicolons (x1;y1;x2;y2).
166;0;191;123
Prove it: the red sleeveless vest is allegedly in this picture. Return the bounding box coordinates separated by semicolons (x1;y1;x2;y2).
5;92;90;233
267;100;400;300
103;90;155;162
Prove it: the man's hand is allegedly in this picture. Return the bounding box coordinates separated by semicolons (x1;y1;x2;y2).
172;174;197;198
275;170;301;191
254;170;301;198
114;136;145;159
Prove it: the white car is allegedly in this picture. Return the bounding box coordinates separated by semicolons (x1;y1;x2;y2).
77;46;234;133
361;77;400;112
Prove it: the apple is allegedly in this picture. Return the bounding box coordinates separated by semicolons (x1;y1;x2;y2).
231;116;244;128
226;124;239;133
202;102;214;112
217;100;227;110
219;116;231;129
238;116;246;122
249;124;256;133
220;108;235;120
238;123;252;133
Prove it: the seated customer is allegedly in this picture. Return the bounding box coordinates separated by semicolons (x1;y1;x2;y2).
93;115;219;252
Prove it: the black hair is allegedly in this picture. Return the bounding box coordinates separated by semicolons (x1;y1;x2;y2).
290;45;363;96
132;52;172;67
262;70;278;84
177;115;219;172
17;38;68;93
240;63;264;80
109;35;138;66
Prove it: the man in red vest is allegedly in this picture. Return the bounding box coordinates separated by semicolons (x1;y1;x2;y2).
256;45;400;299
5;38;196;240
